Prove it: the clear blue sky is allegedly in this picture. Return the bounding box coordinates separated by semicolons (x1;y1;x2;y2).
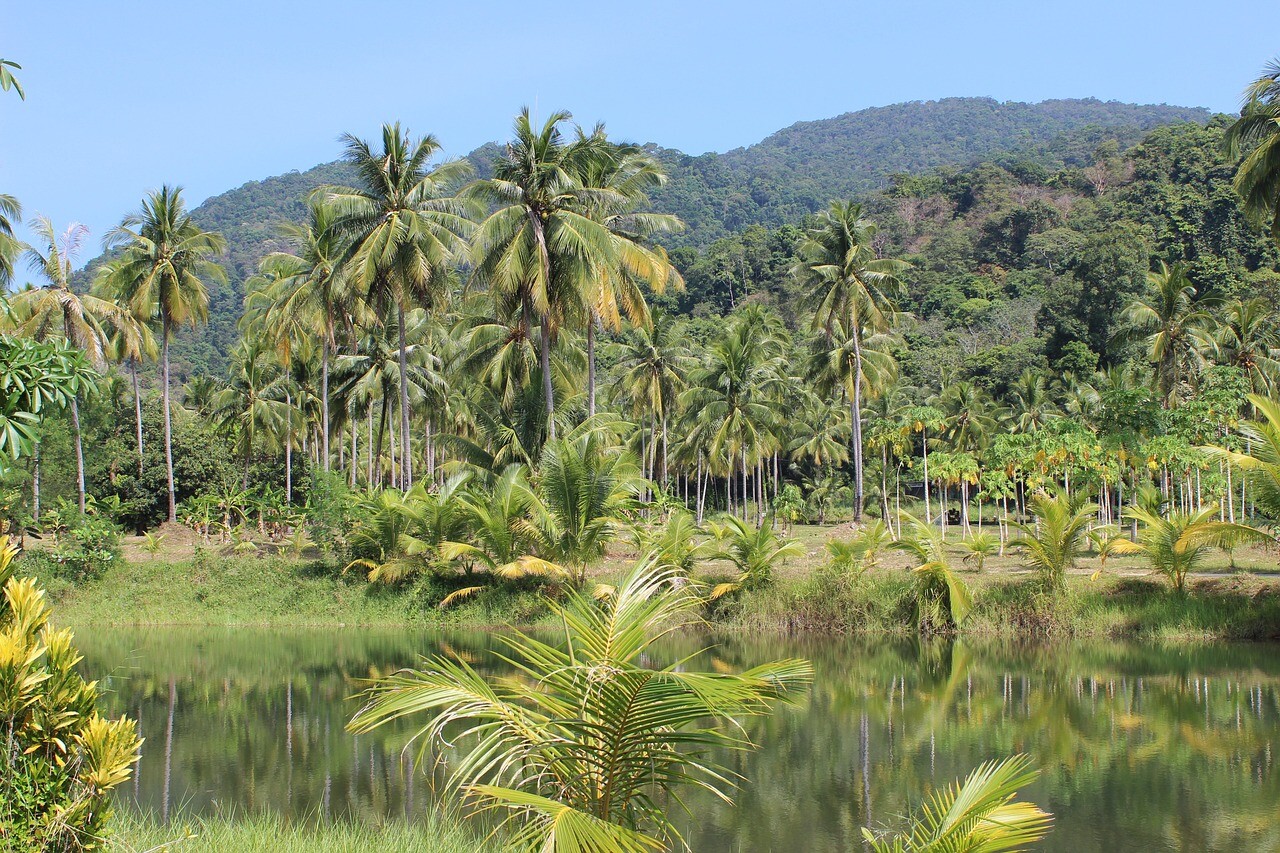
2;0;1277;261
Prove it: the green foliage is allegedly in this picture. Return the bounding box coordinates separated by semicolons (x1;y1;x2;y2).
1011;490;1097;592
893;512;973;634
347;559;813;853
862;754;1052;852
47;515;122;583
1113;505;1271;593
706;515;803;599
0;537;142;851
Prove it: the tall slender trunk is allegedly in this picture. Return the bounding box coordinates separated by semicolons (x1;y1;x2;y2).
350;407;358;488
285;389;293;506
366;401;375;488
32;439;40;517
396;300;413;488
320;338;330;471
921;427;931;524
587;315;597;418
162;317;176;522
131;357;144;478
662;414;669;487
540;319;556;440
851;330;865;521
374;394;389;488
70;395;86;514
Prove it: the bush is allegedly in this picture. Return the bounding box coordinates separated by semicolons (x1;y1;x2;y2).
0;536;142;850
48;517;122;583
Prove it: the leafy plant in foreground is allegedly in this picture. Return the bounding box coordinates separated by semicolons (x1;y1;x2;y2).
1010;490;1097;592
1112;506;1271;593
348;559;813;852
893;512;972;634
0;536;143;850
706;515;803;599
862;754;1051;852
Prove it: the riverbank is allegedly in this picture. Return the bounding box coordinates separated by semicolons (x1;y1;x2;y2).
38;550;1280;640
107;810;497;853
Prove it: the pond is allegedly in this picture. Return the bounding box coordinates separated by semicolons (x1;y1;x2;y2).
75;628;1280;851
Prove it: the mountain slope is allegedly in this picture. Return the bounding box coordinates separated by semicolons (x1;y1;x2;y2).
92;97;1211;376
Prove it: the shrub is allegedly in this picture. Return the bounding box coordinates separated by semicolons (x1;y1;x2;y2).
48;517;122;583
0;536;142;850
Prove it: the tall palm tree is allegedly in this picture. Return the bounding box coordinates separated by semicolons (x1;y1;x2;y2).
11;218;124;511
212;339;288;489
325;123;474;489
258;198;364;472
102;186;226;522
1214;297;1280;396
576;134;684;415
614;313;693;487
1113;261;1216;407
469;109;624;439
102;302;158;479
793;201;910;520
1225;58;1280;239
0;195;21;287
1008;370;1060;433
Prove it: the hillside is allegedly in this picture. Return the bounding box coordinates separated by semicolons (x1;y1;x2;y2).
93;97;1210;376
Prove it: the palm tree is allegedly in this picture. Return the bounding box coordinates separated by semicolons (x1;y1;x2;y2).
0;58;22;99
469;109;624;439
11;218;124;512
348;560;813;852
325;123;474;488
102;186;226;522
1203;393;1280;521
1225;58;1280;239
1113;262;1217;407
706;515;803;599
1214;297;1280;396
1010;489;1097;591
1113;505;1269;593
102;304;157;479
893;511;973;633
258;198;364;472
212;339;288;489
863;755;1051;852
1008;370;1059;433
614;313;694;487
525;430;641;584
793;201;910;520
576;136;684;415
0;195;21;287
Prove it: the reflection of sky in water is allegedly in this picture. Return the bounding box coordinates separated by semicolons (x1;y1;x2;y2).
75;628;1280;852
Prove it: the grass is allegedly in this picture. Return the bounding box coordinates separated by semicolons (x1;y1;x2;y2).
107;810;499;853
25;519;1280;640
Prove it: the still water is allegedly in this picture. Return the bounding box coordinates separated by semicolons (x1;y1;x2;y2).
74;628;1279;851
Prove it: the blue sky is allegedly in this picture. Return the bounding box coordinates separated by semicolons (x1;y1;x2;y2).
1;0;1277;262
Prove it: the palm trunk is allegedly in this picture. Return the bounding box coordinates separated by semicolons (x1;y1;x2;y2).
162;317;176;523
32;439;40;517
396;300;413;488
70;395;86;514
375;394;389;488
851;330;865;521
587;315;597;419
540;319;556;440
131;357;144;478
350;407;358;489
921;428;931;524
320;339;330;471
285;389;293;506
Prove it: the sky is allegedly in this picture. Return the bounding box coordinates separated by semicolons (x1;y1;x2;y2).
2;0;1277;263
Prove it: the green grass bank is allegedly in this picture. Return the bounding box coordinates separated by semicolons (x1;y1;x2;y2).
37;552;1280;641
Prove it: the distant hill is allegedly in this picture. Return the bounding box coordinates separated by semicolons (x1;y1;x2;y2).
88;97;1210;376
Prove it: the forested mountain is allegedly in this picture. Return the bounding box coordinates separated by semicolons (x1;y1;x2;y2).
83;97;1209;376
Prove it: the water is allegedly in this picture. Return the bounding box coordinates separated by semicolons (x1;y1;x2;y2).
75;628;1280;851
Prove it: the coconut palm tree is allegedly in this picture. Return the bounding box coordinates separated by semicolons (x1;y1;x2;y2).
1113;262;1217;407
793;201;910;520
102;186;226;522
1214;297;1280;396
11;218;125;512
325;123;474;488
1203;393;1280;522
1113;505;1270;593
613;313;694;487
348;560;813;853
102;306;157;479
862;755;1051;852
468;109;624;439
258;198;364;472
706;515;803;599
212;339;288;489
0;195;21;287
524;429;641;584
893;511;973;633
1225;58;1280;239
1010;489;1097;592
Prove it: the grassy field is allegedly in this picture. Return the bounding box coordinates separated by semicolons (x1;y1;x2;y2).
29;521;1280;639
106;810;497;853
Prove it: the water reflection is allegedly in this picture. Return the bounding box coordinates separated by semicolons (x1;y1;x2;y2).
74;628;1280;852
